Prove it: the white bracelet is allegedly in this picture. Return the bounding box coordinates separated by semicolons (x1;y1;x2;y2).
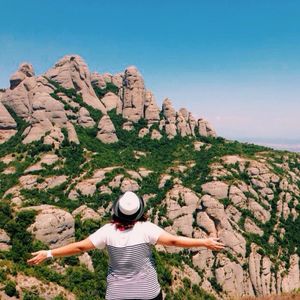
46;250;53;259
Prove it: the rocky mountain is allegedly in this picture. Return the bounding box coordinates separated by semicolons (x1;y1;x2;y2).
0;55;299;300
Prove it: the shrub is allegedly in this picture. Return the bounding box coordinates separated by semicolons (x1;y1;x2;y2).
4;280;18;297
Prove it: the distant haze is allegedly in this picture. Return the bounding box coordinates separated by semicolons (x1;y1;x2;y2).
1;0;300;151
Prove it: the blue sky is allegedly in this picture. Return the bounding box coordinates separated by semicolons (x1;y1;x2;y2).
1;0;300;148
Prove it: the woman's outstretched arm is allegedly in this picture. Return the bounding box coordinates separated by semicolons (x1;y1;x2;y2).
156;231;225;251
27;238;95;265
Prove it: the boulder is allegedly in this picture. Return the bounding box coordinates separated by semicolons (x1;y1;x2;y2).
72;205;101;222
244;218;263;236
96;115;118;143
138;127;149;138
151;129;162;140
101;92;122;113
0;229;11;251
78;107;96;128
26;205;75;249
201;181;229;199
120;178;140;193
78;252;95;272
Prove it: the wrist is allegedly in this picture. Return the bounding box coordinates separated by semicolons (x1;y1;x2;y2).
46;250;53;259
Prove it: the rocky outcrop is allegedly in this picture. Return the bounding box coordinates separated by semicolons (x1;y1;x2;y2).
96;115;118;143
101;92;122;113
45;55;106;112
0;55;217;147
198;118;217;137
0;102;17;143
201;181;229;199
0;229;11;251
72;205;101;222
78;107;96;128
5;273;76;300
121;66;146;122
1;63;36;118
26;205;75;249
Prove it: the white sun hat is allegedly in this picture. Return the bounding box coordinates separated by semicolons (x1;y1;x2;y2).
113;191;145;221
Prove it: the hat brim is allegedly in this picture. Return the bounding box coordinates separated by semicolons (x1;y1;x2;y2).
113;195;145;222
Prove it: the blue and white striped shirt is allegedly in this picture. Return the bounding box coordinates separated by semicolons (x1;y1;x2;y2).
89;221;164;300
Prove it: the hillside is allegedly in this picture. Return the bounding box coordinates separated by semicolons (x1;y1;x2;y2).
0;55;299;300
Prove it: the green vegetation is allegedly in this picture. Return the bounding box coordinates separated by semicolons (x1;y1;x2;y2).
1;90;300;299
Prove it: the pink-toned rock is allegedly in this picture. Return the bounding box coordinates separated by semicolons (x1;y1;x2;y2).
72;205;101;222
121;66;146;122
120;178;140;192
45;55;106;112
138;127;149;138
151;129;162;140
96;115;118;143
78;107;96;128
0;229;11;251
144;91;160;124
198;118;217;137
101;92;122;113
26;205;75;249
201;181;229;199
244;218;263;236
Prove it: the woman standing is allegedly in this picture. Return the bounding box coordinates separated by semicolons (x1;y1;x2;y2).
28;191;225;300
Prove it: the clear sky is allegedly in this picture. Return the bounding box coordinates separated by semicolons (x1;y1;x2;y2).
1;0;300;149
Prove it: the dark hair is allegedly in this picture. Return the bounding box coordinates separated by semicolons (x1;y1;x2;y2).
111;212;148;231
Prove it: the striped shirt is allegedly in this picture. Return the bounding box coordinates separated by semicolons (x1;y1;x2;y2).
88;221;164;300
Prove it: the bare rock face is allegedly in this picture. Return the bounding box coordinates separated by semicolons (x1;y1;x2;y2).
198;118;217;137
101;92;122;113
0;102;17;129
161;98;178;139
151;129;162;140
201;181;229;199
72;205;101;222
10;273;76;300
244;218;263;236
79;252;95;272
144;91;160;124
215;254;249;297
78;107;96;128
138;127;149;138
0;102;17;143
45;55;106;113
1;63;36;118
120;178;140;193
281;254;300;293
96;115;118;143
0;228;11;251
121;66;146;122
26;205;75;249
10;62;35;89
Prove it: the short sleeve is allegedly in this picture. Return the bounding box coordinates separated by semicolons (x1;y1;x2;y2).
143;222;164;245
88;224;110;249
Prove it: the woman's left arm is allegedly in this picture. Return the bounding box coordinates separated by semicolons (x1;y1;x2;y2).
27;238;96;265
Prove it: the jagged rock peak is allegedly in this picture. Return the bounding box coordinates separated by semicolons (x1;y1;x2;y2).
10;62;35;89
121;65;146;122
45;54;106;113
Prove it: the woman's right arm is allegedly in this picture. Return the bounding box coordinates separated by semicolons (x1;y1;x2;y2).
156;231;225;251
27;238;96;265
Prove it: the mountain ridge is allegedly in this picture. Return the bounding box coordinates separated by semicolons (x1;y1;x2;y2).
0;55;299;300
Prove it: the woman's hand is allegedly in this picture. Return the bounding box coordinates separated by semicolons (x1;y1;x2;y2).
203;237;225;251
27;250;49;265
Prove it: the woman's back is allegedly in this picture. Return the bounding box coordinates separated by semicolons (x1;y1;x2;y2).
89;221;163;300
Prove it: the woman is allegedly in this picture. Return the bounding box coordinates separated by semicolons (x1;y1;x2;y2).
28;191;225;300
